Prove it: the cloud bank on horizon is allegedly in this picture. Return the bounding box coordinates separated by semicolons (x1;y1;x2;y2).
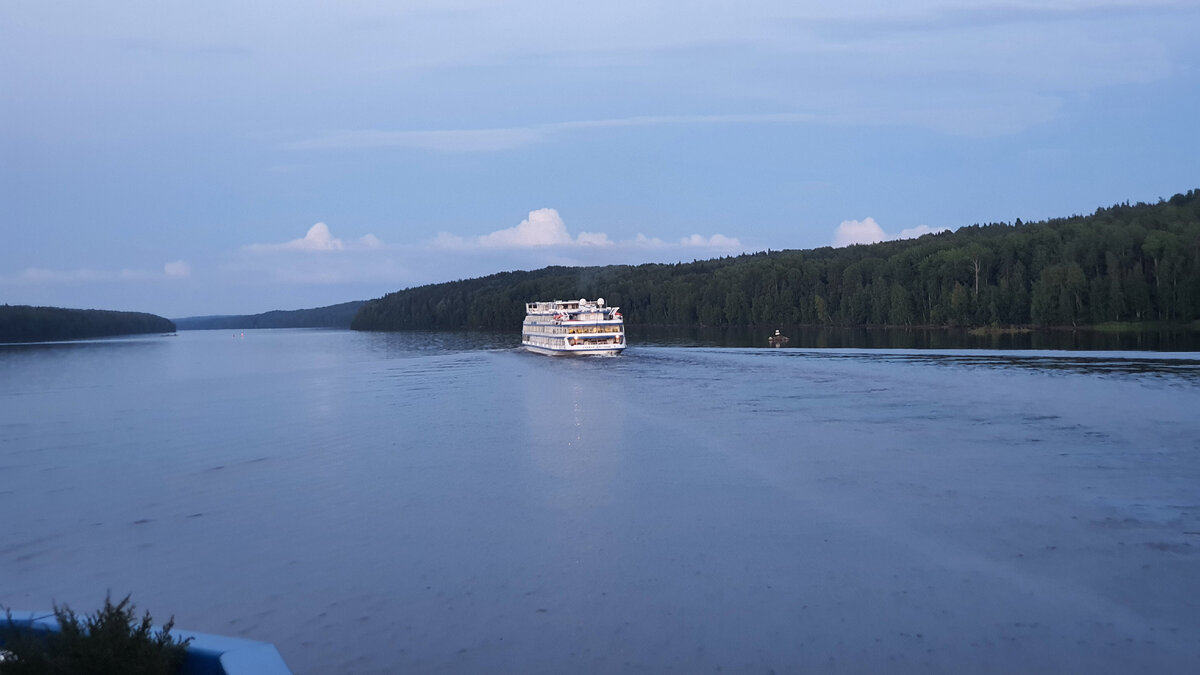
4;209;746;306
433;208;742;252
15;261;193;285
245;223;383;253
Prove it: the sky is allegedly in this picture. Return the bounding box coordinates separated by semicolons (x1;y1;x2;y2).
2;1;1198;318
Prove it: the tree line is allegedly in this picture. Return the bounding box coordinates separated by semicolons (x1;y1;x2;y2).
352;190;1200;332
0;306;176;343
174;300;366;330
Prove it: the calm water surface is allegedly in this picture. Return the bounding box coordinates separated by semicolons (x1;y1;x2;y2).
2;330;1199;673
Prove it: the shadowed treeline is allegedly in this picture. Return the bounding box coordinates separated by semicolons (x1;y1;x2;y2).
0;306;176;343
174;300;366;331
352;190;1200;332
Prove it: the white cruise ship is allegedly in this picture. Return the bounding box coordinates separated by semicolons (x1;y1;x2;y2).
522;298;626;356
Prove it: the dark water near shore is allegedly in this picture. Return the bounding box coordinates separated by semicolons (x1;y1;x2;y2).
2;330;1199;673
629;323;1200;351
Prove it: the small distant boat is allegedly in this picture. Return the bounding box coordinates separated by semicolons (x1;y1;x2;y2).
522;298;626;356
768;329;789;347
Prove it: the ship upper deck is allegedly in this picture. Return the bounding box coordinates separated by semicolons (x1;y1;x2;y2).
525;298;619;316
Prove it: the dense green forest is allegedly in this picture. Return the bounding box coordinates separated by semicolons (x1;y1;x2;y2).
352;190;1200;332
0;306;176;343
174;300;366;330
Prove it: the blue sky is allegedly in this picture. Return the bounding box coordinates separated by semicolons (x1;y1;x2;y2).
2;1;1197;317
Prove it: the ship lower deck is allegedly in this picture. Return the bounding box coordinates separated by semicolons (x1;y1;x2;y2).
522;342;625;356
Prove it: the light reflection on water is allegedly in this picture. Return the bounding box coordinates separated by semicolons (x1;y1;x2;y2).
1;329;1198;674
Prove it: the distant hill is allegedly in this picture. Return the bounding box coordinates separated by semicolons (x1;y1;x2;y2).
0;305;176;343
352;189;1200;331
174;300;367;330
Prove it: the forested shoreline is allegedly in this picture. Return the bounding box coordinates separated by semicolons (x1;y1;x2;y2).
174;300;366;330
0;306;176;343
352;190;1200;332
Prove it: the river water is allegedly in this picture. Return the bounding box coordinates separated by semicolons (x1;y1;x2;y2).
2;330;1198;673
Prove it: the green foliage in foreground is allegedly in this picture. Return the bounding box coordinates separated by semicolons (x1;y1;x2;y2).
0;306;176;343
352;189;1200;331
0;595;191;675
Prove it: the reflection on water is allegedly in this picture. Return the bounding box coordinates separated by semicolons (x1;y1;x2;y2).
519;359;627;516
359;329;516;357
629;323;1200;351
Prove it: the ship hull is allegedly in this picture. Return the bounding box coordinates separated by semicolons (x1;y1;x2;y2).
521;342;625;356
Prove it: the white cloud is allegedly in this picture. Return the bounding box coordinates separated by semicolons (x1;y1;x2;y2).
680;233;742;249
224;224;399;287
438;209;619;249
834;218;889;247
291;222;343;251
436;209;743;252
164;260;192;278
20;267;79;283
478;209;574;248
632;233;668;248
431;232;469;248
245;222;382;252
833;218;948;247
13;262;192;284
896;224;944;240
575;231;614;247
